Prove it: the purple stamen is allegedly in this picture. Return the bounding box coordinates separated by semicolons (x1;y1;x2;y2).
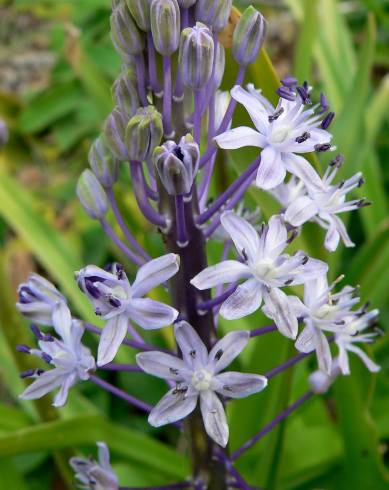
321;111;335;129
276;86;296;102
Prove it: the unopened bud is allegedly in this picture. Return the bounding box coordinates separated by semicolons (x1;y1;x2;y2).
112;70;140;118
110;3;144;57
232;7;267;66
89;135;119;188
0;119;9;148
150;0;180;56
126;0;152;31
195;0;232;32
77;170;109;220
125;106;163;161
179;22;214;90
154;134;200;195
103;107;129;160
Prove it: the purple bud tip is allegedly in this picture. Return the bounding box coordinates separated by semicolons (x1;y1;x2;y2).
276;86;296;102
281;76;298;88
16;344;31;354
321;111;335;130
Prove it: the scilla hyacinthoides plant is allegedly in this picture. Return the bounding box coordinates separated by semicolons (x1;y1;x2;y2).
15;1;381;489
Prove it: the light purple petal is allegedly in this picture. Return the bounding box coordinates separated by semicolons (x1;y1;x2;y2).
220;278;263;320
285;196;318;226
324;219;340;252
284;154;325;192
214;126;266;150
263;288;298;339
174;321;208;370
136;351;190;381
97;442;112;471
132;254;180;298
148;387;198;427
128;298;178;329
97;315;129;366
20;369;64;401
199;390;229;447
337;343;350;375
220;211;259;263
262;215;288;259
190;261;251;290
212;371;267;398
231;85;270;134
52;302;72;342
314;329;332;374
256;146;286;190
16;302;53;326
332;215;355;248
346;345;380;373
295;324;316;353
53;371;77;407
207;330;250;373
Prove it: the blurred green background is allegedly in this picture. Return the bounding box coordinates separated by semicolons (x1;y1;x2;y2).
0;0;388;489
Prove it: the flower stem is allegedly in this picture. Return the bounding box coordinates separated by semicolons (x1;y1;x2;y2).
163;56;174;138
147;32;162;95
135;54;148;106
100;218;144;266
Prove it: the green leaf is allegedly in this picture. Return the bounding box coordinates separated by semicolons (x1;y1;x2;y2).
0;459;28;490
0;168;96;322
293;0;318;82
0;415;189;480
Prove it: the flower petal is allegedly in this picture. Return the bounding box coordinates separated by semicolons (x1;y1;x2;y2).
231;85;271;133
200;390;229;447
262;215;288;259
263;288;298;339
345;344;380;373
190;261;251;290
128;298;178;329
220;278;263;320
214;126;266;150
97;315;128;366
256;146;286;190
314;329;332;375
220;211;259;263
212;371;267;398
136;351;189;381
53;371;77;407
52;302;72;342
284;154;325;192
148;387;198;427
207;330;250;373
174;321;208;370
336;343;350;375
132;254;180;298
324;219;340;252
20;369;64;401
15;302;54;326
285;196;318;226
295;323;316;353
332;215;355;248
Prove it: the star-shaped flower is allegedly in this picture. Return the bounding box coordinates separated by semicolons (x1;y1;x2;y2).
136;321;267;447
20;303;95;407
191;211;328;339
76;254;180;366
284;157;367;251
214;84;334;189
70;442;118;490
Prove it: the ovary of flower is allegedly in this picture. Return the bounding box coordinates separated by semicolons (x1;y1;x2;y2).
76;254;180;366
136;321;267;447
191;211;328;339
20;303;95;407
213;84;333;190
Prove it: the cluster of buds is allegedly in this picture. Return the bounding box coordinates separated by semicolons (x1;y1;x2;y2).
15;2;382;490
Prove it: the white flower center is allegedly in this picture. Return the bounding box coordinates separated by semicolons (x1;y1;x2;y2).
268;124;291;145
252;258;275;281
315;304;334;319
191;369;212;391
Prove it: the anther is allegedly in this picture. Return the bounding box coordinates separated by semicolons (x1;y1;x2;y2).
314;143;332;152
268;107;284;122
214;349;223;361
295;131;310;143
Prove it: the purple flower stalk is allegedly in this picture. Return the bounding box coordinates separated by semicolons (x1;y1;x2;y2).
15;2;382;489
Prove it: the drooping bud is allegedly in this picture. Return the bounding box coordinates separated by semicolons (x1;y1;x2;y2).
213;42;225;89
195;0;232;32
232;6;267;66
150;0;180;56
126;0;152;31
112;70;140;118
125;106;163;161
103;107;129;161
110;3;144;57
154;134;200;195
77;170;109;220
0;119;8;148
89;135;119;188
179;22;214;90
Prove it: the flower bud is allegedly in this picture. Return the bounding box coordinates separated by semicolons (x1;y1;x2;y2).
112;70;140;118
104;107;129;161
213;42;225;89
89;135;119;188
150;0;180;56
232;6;267;66
154;134;199;195
110;3;144;57
0;119;8;148
77;170;109;220
195;0;232;32
125;106;163;161
126;0;152;31
179;22;214;90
